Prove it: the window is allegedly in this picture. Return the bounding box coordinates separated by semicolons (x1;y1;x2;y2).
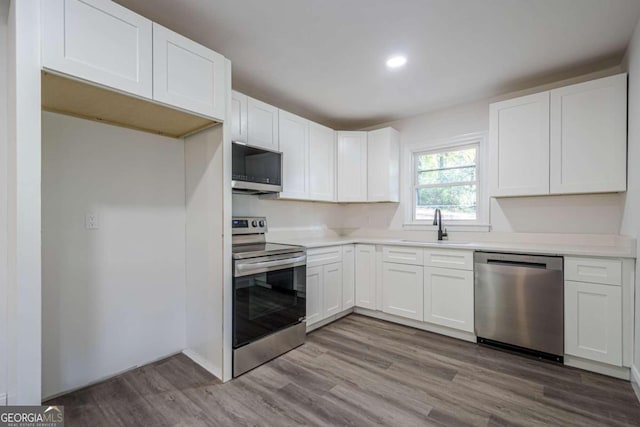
413;144;479;222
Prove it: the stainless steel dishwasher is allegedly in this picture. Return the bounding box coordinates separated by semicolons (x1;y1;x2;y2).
475;252;564;361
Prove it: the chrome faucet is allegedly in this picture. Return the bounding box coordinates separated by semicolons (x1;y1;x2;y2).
433;209;448;241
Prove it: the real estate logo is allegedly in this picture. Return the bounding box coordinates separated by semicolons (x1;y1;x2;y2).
0;406;64;427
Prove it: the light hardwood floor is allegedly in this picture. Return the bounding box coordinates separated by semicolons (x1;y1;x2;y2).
46;314;640;426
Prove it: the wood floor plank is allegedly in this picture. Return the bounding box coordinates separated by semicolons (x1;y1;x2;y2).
45;314;640;427
327;383;436;427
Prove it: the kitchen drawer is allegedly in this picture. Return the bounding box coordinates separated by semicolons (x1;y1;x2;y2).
565;257;622;286
307;246;343;267
424;249;473;271
382;246;423;266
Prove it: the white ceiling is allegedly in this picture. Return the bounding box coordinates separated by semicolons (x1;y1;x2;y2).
116;0;640;129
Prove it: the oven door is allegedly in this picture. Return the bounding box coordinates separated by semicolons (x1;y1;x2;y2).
233;254;306;348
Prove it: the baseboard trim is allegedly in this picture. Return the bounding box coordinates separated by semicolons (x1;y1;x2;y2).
563;355;630;380
354;307;476;343
306;308;354;333
631;365;640;403
182;349;222;380
41;350;183;402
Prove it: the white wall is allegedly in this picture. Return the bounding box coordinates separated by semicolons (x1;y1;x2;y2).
232;194;343;236
41;112;186;399
0;0;9;405
621;13;640;387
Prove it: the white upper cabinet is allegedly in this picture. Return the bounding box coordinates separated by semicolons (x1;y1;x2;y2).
489;74;628;198
247;97;279;150
279;110;309;199
231;91;248;143
337;131;368;202
41;0;153;98
368;128;400;202
550;74;627;194
309;122;336;201
337;128;399;203
489;92;550;197
236;91;335;202
152;23;226;120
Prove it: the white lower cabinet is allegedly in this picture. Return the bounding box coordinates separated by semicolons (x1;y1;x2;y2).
306;246;351;329
565;280;622;366
306;266;323;326
342;245;355;309
423;267;474;333
355;244;377;310
324;263;343;317
382;263;423;321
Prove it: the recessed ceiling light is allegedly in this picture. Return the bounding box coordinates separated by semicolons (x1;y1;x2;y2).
386;55;407;69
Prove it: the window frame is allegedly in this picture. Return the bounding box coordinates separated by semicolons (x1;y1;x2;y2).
403;132;490;231
413;143;479;222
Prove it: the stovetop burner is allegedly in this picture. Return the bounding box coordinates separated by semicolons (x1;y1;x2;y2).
231;216;304;259
232;242;304;259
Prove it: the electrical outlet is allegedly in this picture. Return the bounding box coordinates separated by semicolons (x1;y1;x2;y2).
85;212;99;230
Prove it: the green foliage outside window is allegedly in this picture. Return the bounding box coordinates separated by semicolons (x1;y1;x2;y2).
415;146;478;221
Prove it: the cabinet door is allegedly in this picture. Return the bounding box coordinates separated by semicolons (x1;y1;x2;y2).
382;263;424;321
355;244;377;310
565;280;622;365
367;127;400;202
306;266;323;326
550;74;627;194
337;132;368;202
424;267;474;332
41;0;153;98
489;92;550;196
342;245;355;309
324;263;343;318
279;110;309;199
152;24;226;120
247;97;279;150
231;91;248;143
309;122;336;201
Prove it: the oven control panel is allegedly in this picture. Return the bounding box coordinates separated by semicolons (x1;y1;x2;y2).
232;216;267;234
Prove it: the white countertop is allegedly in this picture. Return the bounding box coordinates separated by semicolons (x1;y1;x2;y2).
269;236;636;258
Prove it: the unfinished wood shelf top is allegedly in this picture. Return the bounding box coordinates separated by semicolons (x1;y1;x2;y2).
41;71;220;139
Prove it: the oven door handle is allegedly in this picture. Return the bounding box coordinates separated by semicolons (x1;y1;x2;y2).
235;255;306;276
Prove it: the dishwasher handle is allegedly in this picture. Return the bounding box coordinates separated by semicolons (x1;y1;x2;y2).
486;259;547;269
475;252;563;271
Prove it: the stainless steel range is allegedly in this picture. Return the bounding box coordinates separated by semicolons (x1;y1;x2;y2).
232;216;306;377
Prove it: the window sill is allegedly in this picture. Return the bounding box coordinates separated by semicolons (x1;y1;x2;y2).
402;223;491;232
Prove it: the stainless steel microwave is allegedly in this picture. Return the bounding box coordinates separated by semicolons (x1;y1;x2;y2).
232;142;282;194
